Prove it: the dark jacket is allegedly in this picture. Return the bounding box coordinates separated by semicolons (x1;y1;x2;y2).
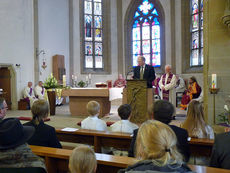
118;160;194;173
23;121;62;148
210;132;230;169
133;64;156;88
128;125;190;162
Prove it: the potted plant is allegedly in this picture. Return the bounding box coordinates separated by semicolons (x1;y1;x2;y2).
217;104;230;127
44;74;59;115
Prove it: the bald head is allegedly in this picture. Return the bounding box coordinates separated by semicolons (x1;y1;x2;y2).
165;65;172;74
137;56;146;66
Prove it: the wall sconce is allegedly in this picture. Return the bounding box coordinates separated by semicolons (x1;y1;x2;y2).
36;48;47;70
222;0;230;28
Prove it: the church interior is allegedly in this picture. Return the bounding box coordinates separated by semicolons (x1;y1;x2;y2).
1;0;230;172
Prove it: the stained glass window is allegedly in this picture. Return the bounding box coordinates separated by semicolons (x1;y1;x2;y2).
84;0;103;69
132;0;161;67
190;0;203;66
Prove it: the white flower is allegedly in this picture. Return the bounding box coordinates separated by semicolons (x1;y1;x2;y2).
224;105;229;111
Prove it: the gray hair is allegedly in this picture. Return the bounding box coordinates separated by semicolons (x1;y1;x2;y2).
165;64;172;69
138;56;146;62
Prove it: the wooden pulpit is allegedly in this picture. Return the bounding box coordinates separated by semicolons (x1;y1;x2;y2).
123;80;154;124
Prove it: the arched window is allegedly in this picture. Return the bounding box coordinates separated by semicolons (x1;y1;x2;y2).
190;0;203;66
84;0;103;69
132;0;161;67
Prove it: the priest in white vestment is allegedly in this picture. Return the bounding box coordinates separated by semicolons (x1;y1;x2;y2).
23;81;37;107
159;65;177;104
35;81;45;99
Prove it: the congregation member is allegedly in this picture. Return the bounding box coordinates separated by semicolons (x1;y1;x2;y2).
182;100;214;165
159;65;177;102
210;132;230;169
23;81;37;107
35;81;45;99
119;120;193;173
110;104;138;134
180;76;201;110
113;74;126;88
133;56;156;88
129;100;190;162
182;100;214;139
81;101;107;131
0;118;46;171
0;97;7;122
23;99;62;148
69;145;97;173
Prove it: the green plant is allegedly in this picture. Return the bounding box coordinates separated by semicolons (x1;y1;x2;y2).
77;80;86;88
44;73;58;89
217;105;230;124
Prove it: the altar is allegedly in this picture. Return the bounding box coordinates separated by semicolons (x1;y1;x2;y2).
62;88;113;116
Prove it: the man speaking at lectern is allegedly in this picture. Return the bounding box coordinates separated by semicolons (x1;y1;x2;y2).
133;56;156;88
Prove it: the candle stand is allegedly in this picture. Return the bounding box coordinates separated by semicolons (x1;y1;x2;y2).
209;88;220;124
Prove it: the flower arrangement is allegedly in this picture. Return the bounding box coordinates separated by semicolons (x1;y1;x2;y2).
43;73;58;89
218;104;230;125
77;80;87;88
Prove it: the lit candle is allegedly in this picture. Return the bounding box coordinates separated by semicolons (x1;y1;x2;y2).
89;73;91;80
63;75;66;87
211;74;217;89
86;76;89;82
74;75;77;81
72;75;74;80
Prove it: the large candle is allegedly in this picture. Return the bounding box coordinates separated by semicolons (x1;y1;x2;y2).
211;74;217;89
63;75;66;87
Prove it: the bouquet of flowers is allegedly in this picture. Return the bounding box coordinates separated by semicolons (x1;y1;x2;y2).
43;73;58;89
218;103;230;125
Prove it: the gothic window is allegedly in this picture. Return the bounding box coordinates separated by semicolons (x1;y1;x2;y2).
190;0;203;66
132;0;161;67
84;0;103;70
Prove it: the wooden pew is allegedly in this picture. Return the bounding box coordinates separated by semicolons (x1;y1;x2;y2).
30;145;230;173
56;129;132;152
56;128;214;157
189;138;214;157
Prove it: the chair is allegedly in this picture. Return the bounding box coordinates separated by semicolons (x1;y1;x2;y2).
0;167;47;173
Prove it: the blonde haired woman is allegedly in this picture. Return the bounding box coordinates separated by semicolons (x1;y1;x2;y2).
182;100;214;139
119;120;193;173
23;99;62;148
69;145;97;173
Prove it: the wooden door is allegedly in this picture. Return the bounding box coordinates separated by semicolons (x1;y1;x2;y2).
0;67;11;110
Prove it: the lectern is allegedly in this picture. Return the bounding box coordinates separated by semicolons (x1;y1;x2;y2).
123;80;154;124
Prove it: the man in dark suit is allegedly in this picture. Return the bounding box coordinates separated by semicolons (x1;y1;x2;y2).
128;100;190;162
133;56;156;88
210;132;230;169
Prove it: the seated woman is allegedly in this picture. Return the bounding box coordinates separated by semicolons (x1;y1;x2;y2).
69;145;97;173
119;120;193;173
182;100;214;139
113;74;126;88
180;76;201;110
0;118;46;171
182;100;214;165
23;99;62;148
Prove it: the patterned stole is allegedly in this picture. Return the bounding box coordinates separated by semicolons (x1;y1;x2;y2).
162;73;173;101
29;87;32;96
41;87;44;95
